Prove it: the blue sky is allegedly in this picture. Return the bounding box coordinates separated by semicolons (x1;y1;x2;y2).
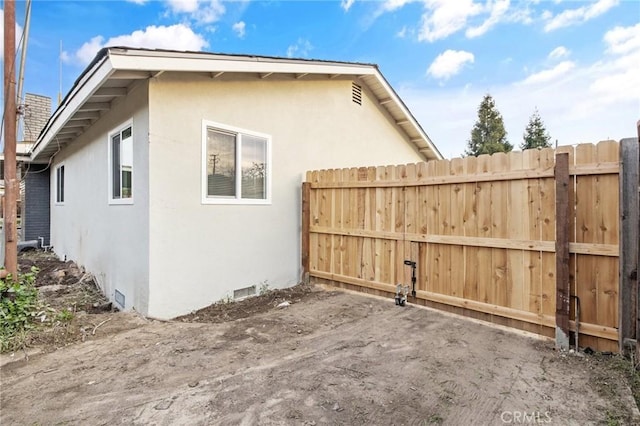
3;0;639;158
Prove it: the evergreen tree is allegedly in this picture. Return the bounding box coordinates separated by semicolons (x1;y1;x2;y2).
465;94;512;157
521;108;552;150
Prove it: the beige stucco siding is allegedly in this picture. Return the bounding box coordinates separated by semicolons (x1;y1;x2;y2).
147;73;422;318
50;82;150;314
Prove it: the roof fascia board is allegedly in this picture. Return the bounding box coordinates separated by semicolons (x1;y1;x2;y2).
108;53;377;77
31;56;115;161
372;71;443;161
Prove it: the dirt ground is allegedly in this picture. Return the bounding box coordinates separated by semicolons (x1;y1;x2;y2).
1;252;639;425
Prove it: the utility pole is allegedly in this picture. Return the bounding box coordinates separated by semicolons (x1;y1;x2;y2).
4;0;18;278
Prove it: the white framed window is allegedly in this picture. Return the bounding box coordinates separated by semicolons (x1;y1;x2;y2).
201;120;271;205
55;164;65;204
108;120;133;204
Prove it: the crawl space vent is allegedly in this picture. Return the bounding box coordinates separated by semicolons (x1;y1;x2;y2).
114;289;125;308
234;285;257;299
352;82;362;105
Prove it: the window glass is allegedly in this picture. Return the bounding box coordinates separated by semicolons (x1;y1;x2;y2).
110;124;133;202
207;129;236;197
111;133;121;199
241;135;267;199
121;127;133;198
56;165;65;203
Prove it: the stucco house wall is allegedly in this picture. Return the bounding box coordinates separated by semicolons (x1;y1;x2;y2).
146;73;423;318
50;83;151;314
33;48;441;320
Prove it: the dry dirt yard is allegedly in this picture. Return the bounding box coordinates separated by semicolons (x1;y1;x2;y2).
1;254;639;425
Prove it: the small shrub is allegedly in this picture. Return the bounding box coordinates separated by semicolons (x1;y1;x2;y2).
258;281;270;295
0;267;43;351
218;293;234;304
56;308;75;323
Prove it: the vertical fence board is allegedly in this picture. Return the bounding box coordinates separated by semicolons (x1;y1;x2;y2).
508;151;525;311
555;153;571;350
596;143;620;337
309;170;319;274
523;150;542;315
348;167;358;281
490;153;509;307
463;157;479;302
477;155;492;304
619;138;639;353
450;158;465;298
540;149;557;318
425;161;439;294
437;160;452;298
302;182;311;282
575;145;597;348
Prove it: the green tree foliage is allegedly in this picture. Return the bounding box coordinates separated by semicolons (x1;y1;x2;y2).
521;108;552;150
465;94;513;157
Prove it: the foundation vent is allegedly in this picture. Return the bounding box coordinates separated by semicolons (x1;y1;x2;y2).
234;285;257;300
352;82;362;105
114;289;125;308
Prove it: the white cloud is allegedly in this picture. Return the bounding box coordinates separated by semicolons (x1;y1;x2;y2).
427;50;475;80
604;23;640;55
589;23;640;105
520;61;575;85
126;0;148;4
166;0;199;13
286;38;313;58
165;0;226;24
396;26;407;38
341;0;355;12
548;46;570;60
465;0;510;38
62;24;209;66
544;0;619;32
232;21;246;38
375;0;532;42
0;9;24;60
418;0;484;42
382;0;416;12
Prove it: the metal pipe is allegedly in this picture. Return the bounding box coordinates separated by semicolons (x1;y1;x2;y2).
404;260;417;297
571;295;580;351
16;0;31;112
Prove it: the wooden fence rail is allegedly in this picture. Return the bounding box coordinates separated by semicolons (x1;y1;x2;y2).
303;141;637;353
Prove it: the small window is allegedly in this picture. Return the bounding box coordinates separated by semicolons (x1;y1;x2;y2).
55;165;65;204
109;121;133;204
202;121;271;204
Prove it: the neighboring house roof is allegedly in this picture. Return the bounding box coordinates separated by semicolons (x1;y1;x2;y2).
30;47;443;162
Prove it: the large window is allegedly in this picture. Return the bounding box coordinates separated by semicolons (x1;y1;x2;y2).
202;121;271;204
109;121;133;204
55;165;65;204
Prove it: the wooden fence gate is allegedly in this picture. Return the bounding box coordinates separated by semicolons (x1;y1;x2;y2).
302;140;640;353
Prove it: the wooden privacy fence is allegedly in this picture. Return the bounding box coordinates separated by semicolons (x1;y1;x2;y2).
303;140;640;353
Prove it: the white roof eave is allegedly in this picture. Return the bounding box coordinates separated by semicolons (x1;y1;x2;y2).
30;55;115;162
108;52;378;77
370;72;443;161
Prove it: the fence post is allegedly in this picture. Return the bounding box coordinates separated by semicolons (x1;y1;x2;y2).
555;152;571;351
301;182;311;284
619;137;640;354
